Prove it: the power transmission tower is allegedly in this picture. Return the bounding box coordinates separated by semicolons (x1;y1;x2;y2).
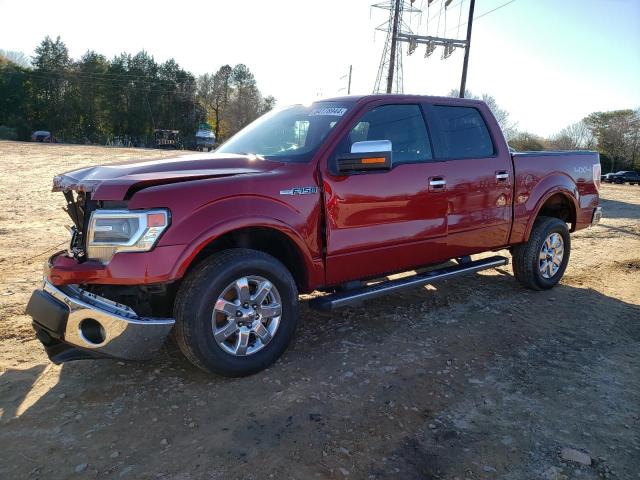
372;0;475;96
372;0;419;94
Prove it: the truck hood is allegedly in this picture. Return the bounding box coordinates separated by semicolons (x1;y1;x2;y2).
53;152;282;200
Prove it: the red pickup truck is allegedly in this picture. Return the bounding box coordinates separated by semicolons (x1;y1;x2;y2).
26;95;602;376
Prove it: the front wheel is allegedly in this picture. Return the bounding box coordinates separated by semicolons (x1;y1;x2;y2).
173;249;299;376
512;216;571;290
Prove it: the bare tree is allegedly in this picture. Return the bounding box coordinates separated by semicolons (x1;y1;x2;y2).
449;89;517;139
509;132;547;152
0;49;31;68
550;121;595;150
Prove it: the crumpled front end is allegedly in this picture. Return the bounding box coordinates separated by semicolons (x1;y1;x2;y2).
26;279;175;363
25;169;179;363
53;172;101;193
28;153;285;363
57;187;93;261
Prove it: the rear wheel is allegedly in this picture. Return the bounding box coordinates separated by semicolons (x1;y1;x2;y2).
512;216;571;290
174;249;299;376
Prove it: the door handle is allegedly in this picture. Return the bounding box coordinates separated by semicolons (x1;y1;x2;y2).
495;171;509;181
429;177;446;191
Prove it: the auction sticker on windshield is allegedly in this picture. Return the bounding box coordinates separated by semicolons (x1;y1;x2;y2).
309;107;347;117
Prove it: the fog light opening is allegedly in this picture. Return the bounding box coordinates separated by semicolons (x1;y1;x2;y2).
79;318;106;345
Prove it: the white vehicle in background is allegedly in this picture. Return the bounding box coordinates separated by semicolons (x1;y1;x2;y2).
195;123;216;151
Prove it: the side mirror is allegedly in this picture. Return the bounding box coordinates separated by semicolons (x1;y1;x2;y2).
336;140;393;174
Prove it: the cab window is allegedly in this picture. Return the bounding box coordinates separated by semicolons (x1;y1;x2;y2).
340;104;432;164
428;105;495;159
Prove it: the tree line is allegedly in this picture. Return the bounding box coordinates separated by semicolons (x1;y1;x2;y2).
0;36;274;145
1;39;638;171
509;110;640;172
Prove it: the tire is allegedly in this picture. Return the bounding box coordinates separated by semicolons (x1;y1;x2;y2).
512;216;571;291
173;249;299;376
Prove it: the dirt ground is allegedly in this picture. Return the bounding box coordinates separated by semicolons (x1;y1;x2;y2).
0;140;638;480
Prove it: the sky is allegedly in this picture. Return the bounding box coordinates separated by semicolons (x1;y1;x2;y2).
1;0;638;136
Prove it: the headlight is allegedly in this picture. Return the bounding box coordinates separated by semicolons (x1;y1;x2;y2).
86;209;170;263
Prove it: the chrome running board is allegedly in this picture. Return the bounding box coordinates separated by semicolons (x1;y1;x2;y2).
309;255;509;311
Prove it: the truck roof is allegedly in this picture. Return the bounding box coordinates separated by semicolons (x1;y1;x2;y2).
318;94;486;105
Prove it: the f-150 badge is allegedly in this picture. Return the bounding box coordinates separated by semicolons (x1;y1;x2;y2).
280;186;318;195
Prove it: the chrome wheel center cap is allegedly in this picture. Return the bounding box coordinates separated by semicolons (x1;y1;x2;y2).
236;307;255;323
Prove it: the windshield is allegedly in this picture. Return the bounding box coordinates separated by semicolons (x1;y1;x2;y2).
216;102;351;162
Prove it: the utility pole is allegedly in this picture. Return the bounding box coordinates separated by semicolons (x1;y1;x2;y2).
347;65;352;94
386;0;402;93
459;0;475;98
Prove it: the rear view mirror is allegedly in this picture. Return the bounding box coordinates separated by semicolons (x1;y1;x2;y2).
336;140;393;174
350;140;392;154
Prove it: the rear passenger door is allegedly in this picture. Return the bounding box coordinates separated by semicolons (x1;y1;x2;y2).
424;102;514;255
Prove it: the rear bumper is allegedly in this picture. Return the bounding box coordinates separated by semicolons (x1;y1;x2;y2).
26;280;174;363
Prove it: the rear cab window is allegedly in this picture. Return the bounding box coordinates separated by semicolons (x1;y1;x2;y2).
425;105;495;159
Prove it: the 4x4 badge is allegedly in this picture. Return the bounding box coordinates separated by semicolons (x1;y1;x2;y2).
280;186;318;196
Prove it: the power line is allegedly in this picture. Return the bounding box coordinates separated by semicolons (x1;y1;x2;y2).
36;68;191;86
446;0;517;34
436;0;444;37
9;68;194;89
456;0;465;37
423;0;461;33
15;65;195;87
474;0;517;20
9;70;197;98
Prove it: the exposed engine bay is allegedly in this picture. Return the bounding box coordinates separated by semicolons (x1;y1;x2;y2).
61;190;91;262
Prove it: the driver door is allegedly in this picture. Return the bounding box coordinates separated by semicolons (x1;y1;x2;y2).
320;102;451;285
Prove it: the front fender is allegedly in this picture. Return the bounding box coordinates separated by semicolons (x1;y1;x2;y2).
146;193;324;289
170;213;324;288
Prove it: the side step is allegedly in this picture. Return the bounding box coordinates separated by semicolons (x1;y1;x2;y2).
309;255;509;311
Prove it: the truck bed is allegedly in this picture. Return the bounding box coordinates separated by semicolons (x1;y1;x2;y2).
510;150;600;244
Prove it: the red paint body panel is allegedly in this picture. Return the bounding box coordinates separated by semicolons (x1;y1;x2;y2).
46;245;185;286
45;94;600;293
318;96;516;283
509;152;600;244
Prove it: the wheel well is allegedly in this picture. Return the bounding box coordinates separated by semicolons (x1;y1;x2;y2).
537;193;576;230
186;227;308;291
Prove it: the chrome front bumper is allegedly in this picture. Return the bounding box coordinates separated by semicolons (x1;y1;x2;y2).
27;280;175;361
